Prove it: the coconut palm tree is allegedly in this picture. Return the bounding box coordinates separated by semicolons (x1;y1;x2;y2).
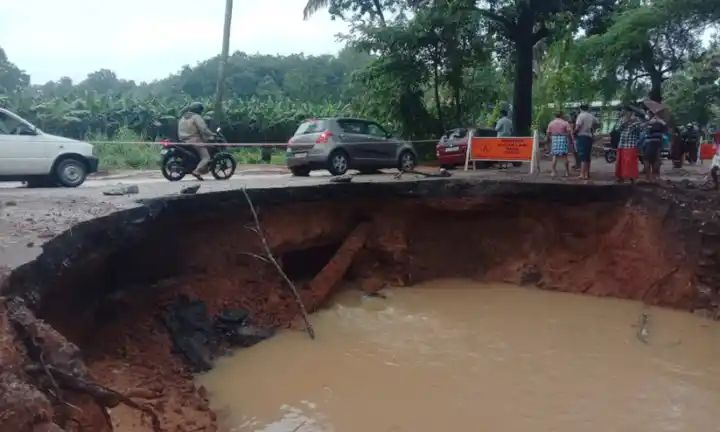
303;0;329;20
303;0;386;26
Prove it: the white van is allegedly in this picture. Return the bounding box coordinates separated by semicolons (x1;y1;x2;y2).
0;108;98;187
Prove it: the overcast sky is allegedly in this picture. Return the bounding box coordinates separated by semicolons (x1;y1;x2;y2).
0;0;349;84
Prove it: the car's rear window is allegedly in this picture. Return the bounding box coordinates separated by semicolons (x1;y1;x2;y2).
294;120;327;136
337;119;369;135
444;129;468;139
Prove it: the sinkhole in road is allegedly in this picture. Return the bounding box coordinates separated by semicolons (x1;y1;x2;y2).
2;185;720;432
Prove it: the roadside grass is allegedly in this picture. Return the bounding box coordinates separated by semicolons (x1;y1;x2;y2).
89;128;287;170
89;128;161;170
229;148;287;165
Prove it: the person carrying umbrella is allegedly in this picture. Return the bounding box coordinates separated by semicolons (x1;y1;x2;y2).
643;99;682;182
642;111;668;183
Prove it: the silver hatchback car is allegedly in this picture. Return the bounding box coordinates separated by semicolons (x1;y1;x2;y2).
286;118;418;176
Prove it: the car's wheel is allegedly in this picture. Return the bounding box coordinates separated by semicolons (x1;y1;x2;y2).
55;158;87;187
211;153;237;180
398;151;417;172
161;154;187;182
291;166;311;177
328;150;350;176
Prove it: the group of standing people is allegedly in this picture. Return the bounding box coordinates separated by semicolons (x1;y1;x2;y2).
545;104;599;180
614;107;668;183
545;104;671;183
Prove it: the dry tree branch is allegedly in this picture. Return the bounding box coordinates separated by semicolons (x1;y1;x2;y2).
291;420;308;432
9;312;76;412
7;297;162;430
238;252;270;263
244;224;259;234
30;334;64;403
26;365;162;432
241;187;315;339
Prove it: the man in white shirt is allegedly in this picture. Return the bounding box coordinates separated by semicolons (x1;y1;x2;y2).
574;104;600;179
495;109;514;137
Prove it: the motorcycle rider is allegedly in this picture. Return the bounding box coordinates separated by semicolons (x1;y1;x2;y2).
178;102;214;180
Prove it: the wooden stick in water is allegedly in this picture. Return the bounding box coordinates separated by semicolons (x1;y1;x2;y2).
241;187;315;339
636;312;650;344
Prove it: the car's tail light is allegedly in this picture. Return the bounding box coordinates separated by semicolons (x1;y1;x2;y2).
316;130;333;144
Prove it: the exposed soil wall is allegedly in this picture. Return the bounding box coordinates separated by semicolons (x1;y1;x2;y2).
1;181;719;432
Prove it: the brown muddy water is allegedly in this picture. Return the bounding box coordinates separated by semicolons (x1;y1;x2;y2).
198;280;720;432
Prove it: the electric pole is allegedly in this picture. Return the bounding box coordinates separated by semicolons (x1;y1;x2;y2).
214;0;233;124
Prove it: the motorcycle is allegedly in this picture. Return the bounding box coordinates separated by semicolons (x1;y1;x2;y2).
160;128;237;181
605;146;671;164
604;127;621;163
604;134;671;164
604;144;618;164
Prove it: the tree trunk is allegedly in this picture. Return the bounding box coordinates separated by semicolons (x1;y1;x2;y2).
648;71;663;102
510;5;535;138
372;0;386;26
454;84;461;126
513;36;534;137
641;42;663;102
433;61;445;132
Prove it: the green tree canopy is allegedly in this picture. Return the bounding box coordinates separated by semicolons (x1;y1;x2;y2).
477;0;619;135
664;44;720;126
0;48;30;95
581;0;707;102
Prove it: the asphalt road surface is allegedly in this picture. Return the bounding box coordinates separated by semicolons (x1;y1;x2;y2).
0;158;713;270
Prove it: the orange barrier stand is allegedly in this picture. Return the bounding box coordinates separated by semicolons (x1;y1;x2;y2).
464;132;539;173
